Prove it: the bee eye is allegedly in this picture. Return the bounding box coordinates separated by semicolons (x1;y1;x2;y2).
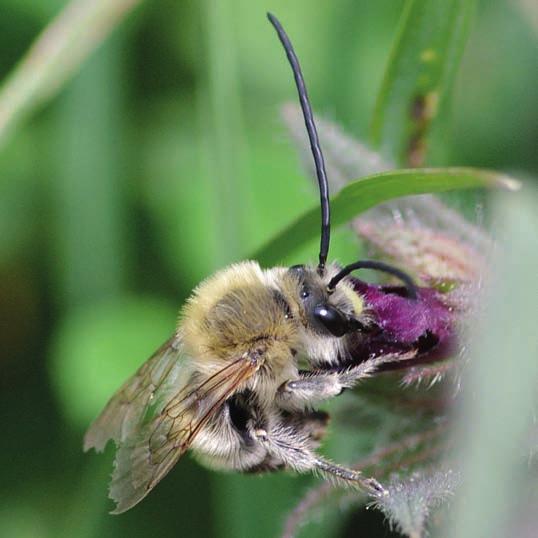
313;304;348;337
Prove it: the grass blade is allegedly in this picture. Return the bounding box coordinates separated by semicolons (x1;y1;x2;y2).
253;167;518;266
0;0;142;151
370;0;477;166
51;36;127;306
199;0;249;266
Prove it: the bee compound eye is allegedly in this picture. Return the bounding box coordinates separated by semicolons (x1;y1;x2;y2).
313;304;348;337
289;264;306;280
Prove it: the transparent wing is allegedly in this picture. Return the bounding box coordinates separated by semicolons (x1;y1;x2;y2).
107;351;259;514
84;334;185;453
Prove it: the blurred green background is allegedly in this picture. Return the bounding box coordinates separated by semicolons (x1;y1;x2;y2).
0;1;536;537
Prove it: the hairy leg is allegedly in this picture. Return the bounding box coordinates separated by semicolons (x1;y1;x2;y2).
252;421;386;497
277;355;396;410
281;409;330;447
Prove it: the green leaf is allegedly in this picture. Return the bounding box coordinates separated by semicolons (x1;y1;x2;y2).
370;0;477;166
253;167;517;266
446;184;538;538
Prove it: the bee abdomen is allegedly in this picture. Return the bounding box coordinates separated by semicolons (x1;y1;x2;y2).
227;391;258;447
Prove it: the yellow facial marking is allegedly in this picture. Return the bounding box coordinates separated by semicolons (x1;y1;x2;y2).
339;282;364;317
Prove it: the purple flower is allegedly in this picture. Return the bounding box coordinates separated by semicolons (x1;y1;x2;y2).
346;279;457;368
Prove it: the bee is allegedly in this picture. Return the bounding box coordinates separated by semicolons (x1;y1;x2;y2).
84;12;448;514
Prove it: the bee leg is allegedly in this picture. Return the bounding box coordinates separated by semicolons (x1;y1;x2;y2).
252;426;386;498
281;410;330;447
312;457;387;498
277;372;343;409
277;355;388;410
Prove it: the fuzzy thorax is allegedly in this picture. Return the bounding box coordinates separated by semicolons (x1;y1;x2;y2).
181;261;299;376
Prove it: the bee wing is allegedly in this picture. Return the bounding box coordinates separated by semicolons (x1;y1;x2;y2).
108;351;259;514
84;334;185;453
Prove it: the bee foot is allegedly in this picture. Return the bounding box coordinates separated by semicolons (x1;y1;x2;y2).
363;477;388;498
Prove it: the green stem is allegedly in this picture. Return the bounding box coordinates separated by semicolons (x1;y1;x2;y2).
0;0;142;151
199;0;248;265
51;34;127;306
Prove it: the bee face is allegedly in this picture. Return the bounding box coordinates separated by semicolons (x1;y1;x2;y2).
281;264;366;338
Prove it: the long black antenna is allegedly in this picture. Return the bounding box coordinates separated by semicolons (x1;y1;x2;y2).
327;260;418;300
267;13;330;273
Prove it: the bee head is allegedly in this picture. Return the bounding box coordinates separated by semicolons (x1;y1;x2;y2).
268;13;418;332
282;264;366;338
